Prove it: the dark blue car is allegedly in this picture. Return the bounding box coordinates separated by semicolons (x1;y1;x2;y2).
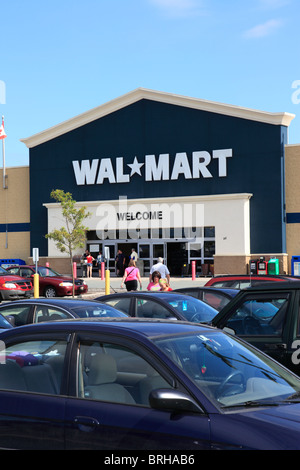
1;318;300;450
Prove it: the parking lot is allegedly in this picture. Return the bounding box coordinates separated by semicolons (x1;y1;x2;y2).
80;275;211;298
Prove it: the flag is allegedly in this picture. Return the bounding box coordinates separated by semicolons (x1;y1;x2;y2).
0;117;7;140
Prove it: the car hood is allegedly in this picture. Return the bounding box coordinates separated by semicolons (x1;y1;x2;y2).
0;274;26;282
211;403;300;449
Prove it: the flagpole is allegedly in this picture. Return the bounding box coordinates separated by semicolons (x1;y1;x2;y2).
2;115;6;189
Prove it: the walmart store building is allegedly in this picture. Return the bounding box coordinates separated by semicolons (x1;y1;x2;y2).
2;88;300;276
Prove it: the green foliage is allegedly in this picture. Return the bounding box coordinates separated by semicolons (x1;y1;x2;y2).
46;190;90;254
46;190;91;293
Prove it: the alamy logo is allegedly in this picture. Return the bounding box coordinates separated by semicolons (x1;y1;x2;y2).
292;80;300;105
0;81;6;105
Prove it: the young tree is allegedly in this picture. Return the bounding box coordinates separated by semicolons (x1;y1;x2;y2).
46;189;91;296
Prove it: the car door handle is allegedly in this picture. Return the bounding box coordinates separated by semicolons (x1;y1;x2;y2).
73;416;100;432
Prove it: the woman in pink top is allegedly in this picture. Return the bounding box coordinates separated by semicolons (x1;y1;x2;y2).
147;271;161;291
121;260;142;291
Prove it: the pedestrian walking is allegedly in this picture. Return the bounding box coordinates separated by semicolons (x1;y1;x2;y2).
121;260;142;291
149;257;170;285
159;278;172;291
115;249;125;276
86;252;94;278
96;251;106;277
147;271;162;291
129;248;138;262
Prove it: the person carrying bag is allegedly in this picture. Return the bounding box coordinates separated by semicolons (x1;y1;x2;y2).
121;260;142;291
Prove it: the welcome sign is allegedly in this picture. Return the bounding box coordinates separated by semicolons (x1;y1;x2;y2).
72;148;233;185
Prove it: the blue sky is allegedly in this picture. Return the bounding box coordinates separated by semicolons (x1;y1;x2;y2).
1;0;299;167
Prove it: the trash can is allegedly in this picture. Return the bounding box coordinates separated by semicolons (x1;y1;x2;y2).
291;256;300;276
268;258;279;275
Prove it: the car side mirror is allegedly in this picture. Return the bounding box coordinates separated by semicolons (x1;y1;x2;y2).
223;326;236;335
6;315;15;326
149;388;204;414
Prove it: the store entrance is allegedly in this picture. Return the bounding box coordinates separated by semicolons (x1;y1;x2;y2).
167;242;188;276
117;242;138;268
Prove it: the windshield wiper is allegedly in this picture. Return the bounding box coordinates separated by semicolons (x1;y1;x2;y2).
222;400;280;409
284;391;300;403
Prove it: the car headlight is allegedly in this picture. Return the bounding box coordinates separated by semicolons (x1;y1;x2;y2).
59;282;73;287
3;282;18;289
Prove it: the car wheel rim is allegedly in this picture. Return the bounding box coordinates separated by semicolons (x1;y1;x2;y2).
45;287;56;298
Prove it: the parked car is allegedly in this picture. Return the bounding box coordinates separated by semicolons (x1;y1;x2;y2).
0;265;33;301
205;274;300;289
212;280;300;376
2;318;300;449
95;292;218;323
5;265;88;297
0;298;128;327
174;286;239;311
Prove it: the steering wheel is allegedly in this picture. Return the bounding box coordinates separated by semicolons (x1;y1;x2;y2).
189;313;202;323
216;370;245;399
242;315;261;334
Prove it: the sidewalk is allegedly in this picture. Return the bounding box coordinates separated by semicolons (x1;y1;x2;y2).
81;275;211;298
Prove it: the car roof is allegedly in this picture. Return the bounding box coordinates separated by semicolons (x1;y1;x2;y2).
0;298;106;308
0;317;215;340
243;280;300;291
174;286;239;295
209;274;300;280
98;292;199;300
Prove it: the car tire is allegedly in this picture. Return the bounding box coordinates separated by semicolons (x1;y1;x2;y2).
44;286;57;298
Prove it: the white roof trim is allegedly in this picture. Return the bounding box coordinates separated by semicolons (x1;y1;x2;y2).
43;193;253;209
21;87;295;149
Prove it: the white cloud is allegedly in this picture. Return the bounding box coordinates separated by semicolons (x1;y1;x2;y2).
149;0;203;17
244;19;283;38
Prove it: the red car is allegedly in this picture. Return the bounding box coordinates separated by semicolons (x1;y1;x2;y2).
6;265;88;298
205;274;299;289
0;265;33;301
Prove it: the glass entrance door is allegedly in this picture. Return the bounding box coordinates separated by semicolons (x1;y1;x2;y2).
153;243;166;262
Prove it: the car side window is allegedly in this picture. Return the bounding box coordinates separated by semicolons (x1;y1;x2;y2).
34;307;70;322
77;341;172;406
6;267;19;275
0;305;31;326
210;281;232;288
224;295;289;336
136;299;173;319
102;298;131;315
0;339;67;395
20;268;34;277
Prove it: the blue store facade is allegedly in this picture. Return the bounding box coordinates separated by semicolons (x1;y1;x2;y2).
21;88;295;276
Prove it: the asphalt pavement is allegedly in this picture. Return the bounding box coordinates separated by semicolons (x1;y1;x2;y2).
81;274;211;298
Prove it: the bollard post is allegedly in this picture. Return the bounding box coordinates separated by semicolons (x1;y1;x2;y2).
192;261;196;281
101;261;105;281
105;269;110;295
73;262;77;279
34;273;39;298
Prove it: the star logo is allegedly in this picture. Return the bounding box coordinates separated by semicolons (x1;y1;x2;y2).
127;156;144;177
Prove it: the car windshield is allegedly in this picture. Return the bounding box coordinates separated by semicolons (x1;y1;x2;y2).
167;296;217;322
153;330;300;409
0;266;9;275
37;267;60;277
70;303;128;318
